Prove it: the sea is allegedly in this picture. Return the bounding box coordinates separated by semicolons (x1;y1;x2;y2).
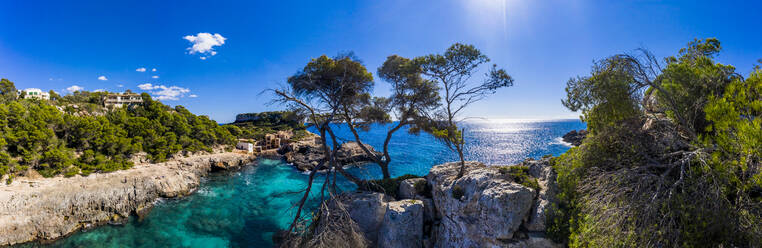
17;119;585;248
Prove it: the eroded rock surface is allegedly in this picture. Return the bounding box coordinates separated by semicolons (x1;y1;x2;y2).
427;161;536;248
524;158;558;232
398;178;426;199
0;152;255;246
378;199;424;248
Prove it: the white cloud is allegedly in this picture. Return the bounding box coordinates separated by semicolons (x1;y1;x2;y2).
189;94;198;98
152;68;157;72
137;83;191;101
94;89;105;92
118;84;124;88
136;67;147;72
138;83;155;90
183;32;226;59
66;85;84;92
48;78;53;81
152;75;159;79
98;75;108;81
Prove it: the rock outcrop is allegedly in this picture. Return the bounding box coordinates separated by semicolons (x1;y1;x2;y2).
378;200;424;248
313;158;562;248
562;129;587;146
398;178;427;199
524;158;559;232
281;140;381;171
342;192;394;244
0;152;256;246
427;161;536;247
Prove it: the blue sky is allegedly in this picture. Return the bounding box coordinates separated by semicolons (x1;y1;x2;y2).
1;0;761;123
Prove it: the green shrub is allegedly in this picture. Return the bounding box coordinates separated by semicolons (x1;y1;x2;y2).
363;174;420;198
498;165;540;191
451;185;464;200
413;179;426;193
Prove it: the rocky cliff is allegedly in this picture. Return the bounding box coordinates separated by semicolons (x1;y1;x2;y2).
0;152;256;246
310;157;562;248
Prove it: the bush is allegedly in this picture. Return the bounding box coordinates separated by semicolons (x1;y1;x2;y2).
498;165;540;191
363;174;420;198
451;185;464;200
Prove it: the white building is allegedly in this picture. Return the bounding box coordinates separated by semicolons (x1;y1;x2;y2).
21;88;50;100
103;93;143;108
236;141;254;153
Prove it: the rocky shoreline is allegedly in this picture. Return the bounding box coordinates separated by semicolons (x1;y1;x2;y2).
279;138;381;171
0;152;256;246
562;129;587;146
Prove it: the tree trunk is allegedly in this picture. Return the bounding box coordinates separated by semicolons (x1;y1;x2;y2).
455;143;466;179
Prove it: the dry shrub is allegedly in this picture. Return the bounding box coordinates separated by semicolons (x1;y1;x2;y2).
279;194;369;248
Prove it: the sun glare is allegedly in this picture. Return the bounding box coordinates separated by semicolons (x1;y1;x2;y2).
463;0;525;39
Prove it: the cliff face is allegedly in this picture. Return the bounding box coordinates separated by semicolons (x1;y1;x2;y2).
0;152;256;246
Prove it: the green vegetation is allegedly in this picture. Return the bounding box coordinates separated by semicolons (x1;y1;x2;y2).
551;38;762;247
498;165;540;191
451;185;464;200
0;80;235;181
362;174;421;198
224;111;307;141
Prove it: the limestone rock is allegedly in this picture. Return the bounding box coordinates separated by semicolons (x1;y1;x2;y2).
341;191;393;244
524;158;558;232
283;140;380;171
335;142;381;165
427;162;536;248
378;200;424;248
398;178;426;199
0;152;256;246
421;197;436;223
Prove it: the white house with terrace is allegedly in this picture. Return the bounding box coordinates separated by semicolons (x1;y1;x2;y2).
20;88;50;100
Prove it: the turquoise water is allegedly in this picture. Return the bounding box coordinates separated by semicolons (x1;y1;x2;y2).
22;119;584;248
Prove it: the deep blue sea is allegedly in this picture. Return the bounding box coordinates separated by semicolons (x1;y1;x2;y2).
20;119;584;248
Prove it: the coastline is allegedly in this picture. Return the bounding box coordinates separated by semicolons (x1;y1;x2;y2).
0;152;257;246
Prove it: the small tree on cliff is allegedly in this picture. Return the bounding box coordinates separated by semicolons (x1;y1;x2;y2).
271;53;373;232
340;55;441;179
415;43;514;178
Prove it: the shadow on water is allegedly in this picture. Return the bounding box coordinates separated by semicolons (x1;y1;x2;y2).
17;119;584;248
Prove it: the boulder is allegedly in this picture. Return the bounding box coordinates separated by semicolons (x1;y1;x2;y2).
378;200;424;248
340;191;394;244
427;162;536;248
398;178;426;199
